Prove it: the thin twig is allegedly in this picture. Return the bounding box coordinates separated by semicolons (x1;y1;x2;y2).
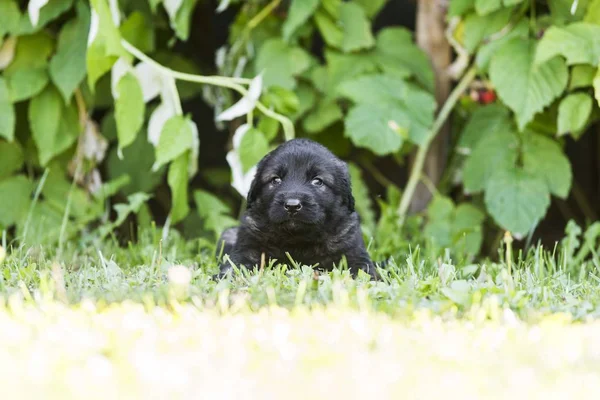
121;40;295;141
572;180;598;221
419;173;438;197
398;66;477;227
58;162;82;259
166;76;183;116
22;169;50;243
358;157;399;189
248;0;281;29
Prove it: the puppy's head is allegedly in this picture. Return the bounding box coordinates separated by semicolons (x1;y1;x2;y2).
246;139;355;231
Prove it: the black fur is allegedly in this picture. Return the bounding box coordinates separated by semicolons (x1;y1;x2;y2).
215;138;378;280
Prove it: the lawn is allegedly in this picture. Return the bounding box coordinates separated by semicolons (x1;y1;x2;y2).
1;226;600;398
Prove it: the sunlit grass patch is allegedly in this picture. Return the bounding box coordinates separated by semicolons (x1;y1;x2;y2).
1;227;600;398
0;298;600;399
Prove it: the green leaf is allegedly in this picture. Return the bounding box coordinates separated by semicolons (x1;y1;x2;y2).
0;78;16;141
239;128;269;173
107;130;166;196
490;38;568;130
303;100;343;133
453;203;485;255
291;82;317;121
324;50;378;94
0;140;24;180
262;87;299;115
255;39;312;89
115;72;145;154
4;32;54;74
448;0;474;17
17;201;64;245
548;0;589;25
170;0;198;41
463;130;518;193
476;20;529;71
344;103;410;156
42;167;101;220
148;0;162;13
424;203;453;248
282;0;320;41
374;28;435;91
120;11;155;53
560;220;582;263
314;8;343;49
522;133;572;198
570;65;596;89
0;0;21;37
153;115;194;171
3;32;53;102
6;68;49;102
428;195;455;220
168;151;190;223
28;86;61;148
97;192;152;238
353;0;387;18
194;189;231;218
258;117;280;141
475;0;502;15
424;196;485;256
49;1;90;102
86;43;118;92
585;0;600;24
90;0;124;55
16;0;73;34
0;175;32;227
309;65;328;90
557;93;592;137
29;85;79;166
457;104;512;151
463;8;513;53
87;0;126;89
338;74;435;145
321;0;342;16
194;189;237;238
535;23;600;67
337;74;413;104
525;103;560;135
348;163;376;236
484;167;550;236
339;2;375;52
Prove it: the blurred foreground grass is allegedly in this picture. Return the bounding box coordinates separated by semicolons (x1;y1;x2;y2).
1;226;600;398
1;300;599;399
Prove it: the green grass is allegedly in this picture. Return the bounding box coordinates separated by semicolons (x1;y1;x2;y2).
2;225;600;317
1;224;600;397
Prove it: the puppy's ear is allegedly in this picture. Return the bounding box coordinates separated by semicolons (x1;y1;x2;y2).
339;162;355;212
246;174;260;208
246;152;272;208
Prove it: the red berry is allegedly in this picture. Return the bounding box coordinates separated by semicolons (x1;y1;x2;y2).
480;90;496;104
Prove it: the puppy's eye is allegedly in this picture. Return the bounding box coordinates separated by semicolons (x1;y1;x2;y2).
311;177;324;187
271;177;282;185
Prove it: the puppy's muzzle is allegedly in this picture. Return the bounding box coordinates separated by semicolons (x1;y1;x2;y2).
284;198;302;214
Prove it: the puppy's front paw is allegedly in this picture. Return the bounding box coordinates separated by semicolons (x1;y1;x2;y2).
350;261;380;281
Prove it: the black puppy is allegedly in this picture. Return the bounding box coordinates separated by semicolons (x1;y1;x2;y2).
215;138;378;279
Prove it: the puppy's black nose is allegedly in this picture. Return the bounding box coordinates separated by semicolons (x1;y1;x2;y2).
284;198;302;214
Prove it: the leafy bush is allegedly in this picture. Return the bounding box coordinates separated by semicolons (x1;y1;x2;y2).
0;0;598;259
